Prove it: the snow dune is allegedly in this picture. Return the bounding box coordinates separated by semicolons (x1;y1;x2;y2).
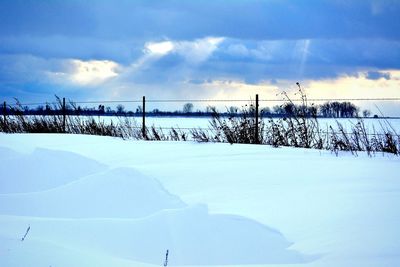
0;144;310;266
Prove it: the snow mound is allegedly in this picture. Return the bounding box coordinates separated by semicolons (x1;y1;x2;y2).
0;147;106;193
0;167;186;218
0;205;311;265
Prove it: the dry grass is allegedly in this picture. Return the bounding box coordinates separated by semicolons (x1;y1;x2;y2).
1;93;399;155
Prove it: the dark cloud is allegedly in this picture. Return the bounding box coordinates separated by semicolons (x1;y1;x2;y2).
0;0;95;36
1;0;400;63
215;39;400;68
366;71;391;80
0;1;399;64
1;0;399;41
0;36;142;64
0;81;90;105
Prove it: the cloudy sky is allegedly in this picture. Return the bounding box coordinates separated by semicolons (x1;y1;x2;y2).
1;0;399;113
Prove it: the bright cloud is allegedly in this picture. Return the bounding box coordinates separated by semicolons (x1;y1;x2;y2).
143;37;224;63
68;59;120;85
174;37;224;64
304;70;400;99
120;37;225;81
145;41;174;55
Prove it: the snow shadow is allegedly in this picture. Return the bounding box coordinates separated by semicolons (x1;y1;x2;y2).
0;167;186;218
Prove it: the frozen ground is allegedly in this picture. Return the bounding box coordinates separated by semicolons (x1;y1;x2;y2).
0;133;399;267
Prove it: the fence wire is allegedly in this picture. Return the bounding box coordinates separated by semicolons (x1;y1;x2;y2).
3;97;400;107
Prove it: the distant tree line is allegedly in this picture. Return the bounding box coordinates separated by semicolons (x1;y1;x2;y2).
262;101;363;118
3;101;374;118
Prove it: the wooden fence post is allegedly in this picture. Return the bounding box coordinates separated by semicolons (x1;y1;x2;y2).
2;101;6;125
142;96;146;139
255;94;259;144
62;97;66;133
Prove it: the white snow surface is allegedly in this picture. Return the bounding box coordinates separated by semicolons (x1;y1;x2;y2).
0;133;399;267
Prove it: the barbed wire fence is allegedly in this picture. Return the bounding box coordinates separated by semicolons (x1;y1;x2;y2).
2;95;400;141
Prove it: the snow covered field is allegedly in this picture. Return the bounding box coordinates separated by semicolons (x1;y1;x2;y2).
0;133;399;267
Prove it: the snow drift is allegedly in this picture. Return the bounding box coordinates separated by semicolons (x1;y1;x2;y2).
0;167;186;218
0;144;311;266
0;206;310;265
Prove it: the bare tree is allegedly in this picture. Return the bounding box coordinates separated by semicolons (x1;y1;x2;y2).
363;109;371;118
116;104;125;114
183;103;194;113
